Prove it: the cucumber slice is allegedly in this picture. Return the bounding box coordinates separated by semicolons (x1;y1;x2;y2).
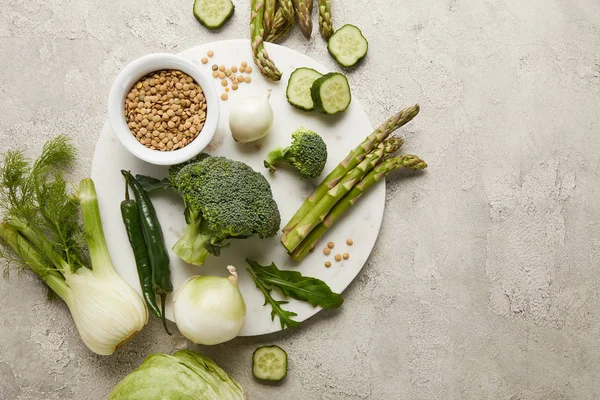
193;0;234;29
311;72;351;115
327;24;369;67
286;68;323;111
252;345;288;382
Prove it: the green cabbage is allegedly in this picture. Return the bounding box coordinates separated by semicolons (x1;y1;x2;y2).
108;350;245;399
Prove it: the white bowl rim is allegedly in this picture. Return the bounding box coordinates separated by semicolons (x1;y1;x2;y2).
107;53;219;166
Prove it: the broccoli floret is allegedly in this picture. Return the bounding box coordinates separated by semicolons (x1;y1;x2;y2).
264;128;327;179
171;156;281;266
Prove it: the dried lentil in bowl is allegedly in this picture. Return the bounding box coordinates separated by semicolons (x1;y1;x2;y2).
125;70;207;151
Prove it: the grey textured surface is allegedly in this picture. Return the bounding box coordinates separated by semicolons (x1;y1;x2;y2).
1;0;600;399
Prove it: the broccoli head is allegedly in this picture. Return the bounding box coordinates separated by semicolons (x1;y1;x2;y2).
264;127;327;179
171;156;281;266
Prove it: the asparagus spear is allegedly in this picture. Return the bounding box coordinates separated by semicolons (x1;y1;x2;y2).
318;0;333;39
266;8;294;43
282;104;420;234
281;138;404;253
290;155;428;261
251;0;283;81
278;0;295;22
264;0;277;35
293;0;313;39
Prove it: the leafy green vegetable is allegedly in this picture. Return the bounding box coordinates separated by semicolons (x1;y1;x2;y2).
247;266;299;329
247;259;343;309
108;350;244;400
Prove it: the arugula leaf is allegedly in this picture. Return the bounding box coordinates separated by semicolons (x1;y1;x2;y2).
134;175;171;192
246;260;343;309
247;267;300;329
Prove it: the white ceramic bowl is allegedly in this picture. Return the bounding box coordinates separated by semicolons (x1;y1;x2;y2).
108;53;219;165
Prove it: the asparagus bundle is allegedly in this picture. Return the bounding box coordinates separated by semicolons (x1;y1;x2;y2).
250;0;283;81
293;0;313;38
282;104;420;234
290;155;427;261
281;138;404;252
318;0;333;39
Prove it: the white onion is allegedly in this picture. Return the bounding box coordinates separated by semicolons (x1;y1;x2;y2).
173;266;246;345
229;89;274;143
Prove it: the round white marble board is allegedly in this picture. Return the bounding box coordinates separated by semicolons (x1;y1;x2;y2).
91;39;385;336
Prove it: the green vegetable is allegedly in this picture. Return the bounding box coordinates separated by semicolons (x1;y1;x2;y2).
291;154;428;261
311;72;352;115
328;24;368;67
251;0;282;81
164;156;281;266
282;105;420;234
265;6;294;43
193;0;234;29
286;67;323;111
247;259;343;308
108;350;245;399
247;267;299;329
122;170;172;334
264;0;277;35
253;345;288;381
318;0;333;39
0;136;148;355
120;185;161;319
282;138;404;252
264;127;328;179
293;0;313;38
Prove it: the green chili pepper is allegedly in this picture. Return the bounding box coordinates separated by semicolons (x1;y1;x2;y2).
120;185;161;319
122;170;173;335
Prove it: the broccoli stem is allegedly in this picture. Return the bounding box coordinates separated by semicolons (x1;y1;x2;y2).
264;148;288;172
172;218;211;266
282;105;419;234
290;155;428;261
281;138;404;253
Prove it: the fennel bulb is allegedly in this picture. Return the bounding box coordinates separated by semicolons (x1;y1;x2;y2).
173;266;246;345
0;137;148;355
109;350;245;399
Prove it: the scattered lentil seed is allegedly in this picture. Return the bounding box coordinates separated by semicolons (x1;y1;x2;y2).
241;61;248;67
212;64;218;71
225;87;230;92
343;253;350;260
201;58;208;64
327;242;334;249
246;66;253;73
207;50;214;57
325;261;332;268
225;69;231;77
232;84;238;90
334;254;342;262
218;72;226;79
346;239;353;246
323;248;331;255
221;80;228;87
244;76;251;84
220;93;228;101
239;66;246;73
231;66;238;73
218;65;225;72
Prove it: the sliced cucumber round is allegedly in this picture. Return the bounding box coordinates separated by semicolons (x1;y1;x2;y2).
311;72;351;115
252;345;288;382
328;24;369;67
193;0;234;30
286;67;323;111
